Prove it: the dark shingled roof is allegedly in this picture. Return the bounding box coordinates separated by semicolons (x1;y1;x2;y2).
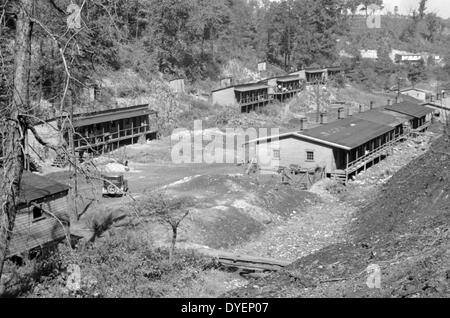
234;83;270;92
68;104;155;128
276;75;301;83
385;101;434;118
0;171;70;208
300;117;394;150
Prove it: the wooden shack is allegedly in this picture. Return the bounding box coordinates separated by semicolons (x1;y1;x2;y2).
0;171;70;257
385;101;434;131
400;88;433;103
305;67;328;84
267;74;304;102
68;104;158;156
247;113;405;183
169;78;185;94
211;83;273;113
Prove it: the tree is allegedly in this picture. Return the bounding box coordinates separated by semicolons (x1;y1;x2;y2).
425;13;441;42
418;0;427;20
0;0;33;285
139;192;194;263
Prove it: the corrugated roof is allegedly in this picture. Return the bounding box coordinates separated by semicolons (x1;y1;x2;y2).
300;117;394;150
385;102;434;118
0;171;70;208
72;104;155;128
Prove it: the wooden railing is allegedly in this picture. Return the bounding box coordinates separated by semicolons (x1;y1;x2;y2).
74;125;155;150
238;95;273;106
272;88;303;95
346;134;404;174
410;121;431;133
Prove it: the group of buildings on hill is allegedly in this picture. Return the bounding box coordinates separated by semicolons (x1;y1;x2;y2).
211;66;343;113
3;63;450;261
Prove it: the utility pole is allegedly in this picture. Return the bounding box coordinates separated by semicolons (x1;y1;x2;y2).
316;79;321;123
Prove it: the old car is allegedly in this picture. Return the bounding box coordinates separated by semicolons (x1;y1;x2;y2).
101;173;129;197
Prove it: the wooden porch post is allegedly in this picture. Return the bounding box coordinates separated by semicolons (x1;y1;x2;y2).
346;151;349;183
117;121;120;150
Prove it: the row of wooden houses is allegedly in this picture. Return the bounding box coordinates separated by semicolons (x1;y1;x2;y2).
211;66;343;113
247;100;434;183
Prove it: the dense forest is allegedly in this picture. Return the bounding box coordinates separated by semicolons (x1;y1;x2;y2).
1;0;449;112
1;0;450;107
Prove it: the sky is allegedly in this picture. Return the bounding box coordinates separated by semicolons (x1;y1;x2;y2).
266;0;450;19
382;0;450;19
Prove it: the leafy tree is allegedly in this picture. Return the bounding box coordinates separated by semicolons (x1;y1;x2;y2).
425;12;441;42
418;0;427;20
139;192;195;263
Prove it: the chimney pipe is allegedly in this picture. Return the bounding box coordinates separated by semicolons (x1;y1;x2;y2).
299;118;305;131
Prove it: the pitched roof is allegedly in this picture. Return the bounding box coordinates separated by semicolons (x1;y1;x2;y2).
400;87;432;94
352;109;407;127
248;116;395;150
276;75;302;83
300;117;394;150
234;83;270;92
385;102;434;118
47;105;156;128
0;171;70;208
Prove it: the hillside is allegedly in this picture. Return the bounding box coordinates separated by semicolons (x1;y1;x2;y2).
227;135;450;298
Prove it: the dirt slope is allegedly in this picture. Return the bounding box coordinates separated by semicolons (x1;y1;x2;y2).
227;136;450;298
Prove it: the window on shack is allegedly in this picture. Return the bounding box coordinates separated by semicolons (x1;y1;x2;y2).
273;150;280;159
32;205;45;222
306;151;315;161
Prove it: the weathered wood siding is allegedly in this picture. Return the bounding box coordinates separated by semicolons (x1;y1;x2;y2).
8;194;70;257
401;90;427;102
253;136;336;173
211;87;237;107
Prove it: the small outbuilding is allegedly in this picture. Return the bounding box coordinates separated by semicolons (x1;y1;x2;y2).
0;171;71;257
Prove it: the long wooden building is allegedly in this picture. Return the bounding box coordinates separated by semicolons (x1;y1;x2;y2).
211;66;342;112
0;171;71;257
67;104;158;156
211;82;273;113
247;102;434;183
